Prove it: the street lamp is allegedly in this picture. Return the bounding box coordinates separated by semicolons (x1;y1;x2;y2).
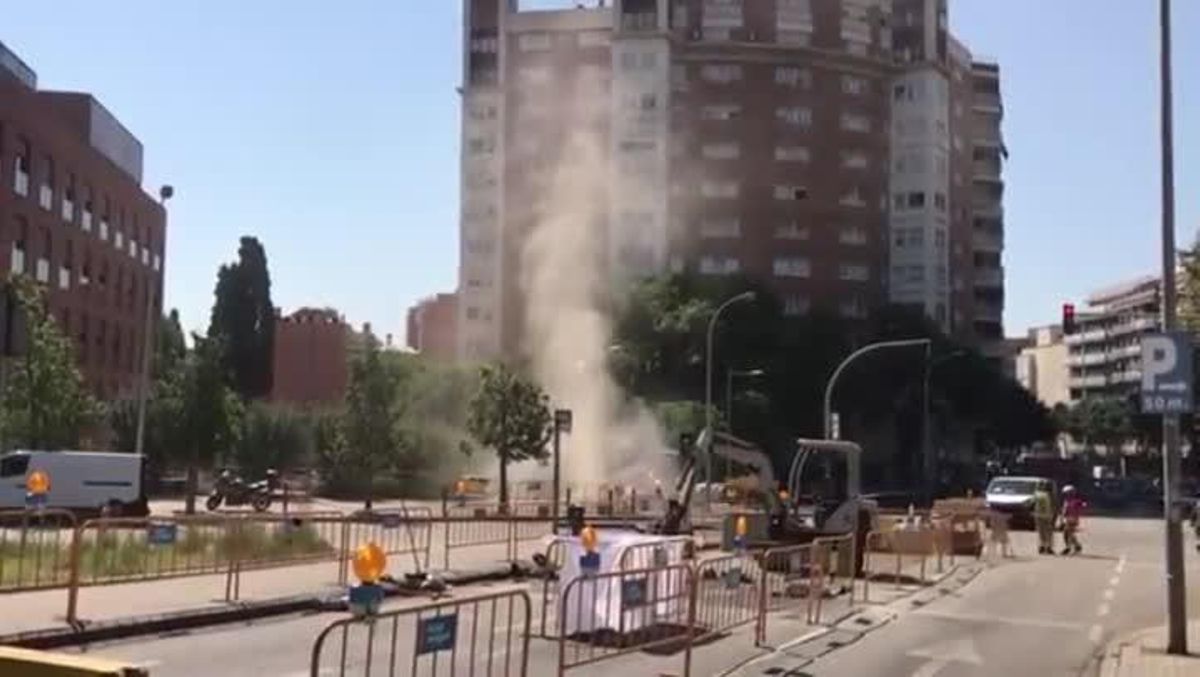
822;338;931;440
725;368;765;434
134;185;173;458
704;290;755;505
922;349;968;502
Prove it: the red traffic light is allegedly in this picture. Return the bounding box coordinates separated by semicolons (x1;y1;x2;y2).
1062;303;1077;335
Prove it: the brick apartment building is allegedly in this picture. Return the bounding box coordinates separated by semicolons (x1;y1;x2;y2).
0;41;166;398
270;307;351;407
406;292;458;361
457;0;1006;362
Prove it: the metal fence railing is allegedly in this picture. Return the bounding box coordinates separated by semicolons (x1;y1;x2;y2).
0;509;77;592
310;589;532;676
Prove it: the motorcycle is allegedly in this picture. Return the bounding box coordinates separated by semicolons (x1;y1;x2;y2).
206;469;278;512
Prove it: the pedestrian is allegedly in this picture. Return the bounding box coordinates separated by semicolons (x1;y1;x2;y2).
1060;485;1084;555
1033;483;1055;555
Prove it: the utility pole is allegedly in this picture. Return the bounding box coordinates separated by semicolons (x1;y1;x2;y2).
1157;0;1187;656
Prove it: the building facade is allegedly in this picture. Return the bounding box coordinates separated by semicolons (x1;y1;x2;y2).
1016;324;1069;408
270;308;350;406
0;41;165;398
456;0;1006;362
1066;275;1161;402
406;292;458;361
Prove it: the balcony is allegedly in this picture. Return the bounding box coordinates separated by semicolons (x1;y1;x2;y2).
973;126;1003;148
1069;374;1107;389
974;267;1003;287
972;203;1003;220
13;170;28;197
82;211;92;232
973;229;1003;252
973;159;1002;183
62;198;74;223
10;247;24;274
35;258;49;283
38;184;52;211
973;92;1002;112
975;305;1003;322
1067;352;1109;368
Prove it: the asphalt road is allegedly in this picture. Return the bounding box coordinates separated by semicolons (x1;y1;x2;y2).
62;517;1195;677
795;517;1200;677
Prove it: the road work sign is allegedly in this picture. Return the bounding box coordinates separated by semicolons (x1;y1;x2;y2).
1141;332;1194;414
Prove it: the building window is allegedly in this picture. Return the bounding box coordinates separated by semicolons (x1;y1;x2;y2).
841;75;868;95
773;257;811;278
774;67;812;88
839;226;867;245
776;106;813;127
894;227;925;248
839;188;866;207
933;193;947;211
841;150;868;169
783;295;811;316
894;264;925;283
773;185;808;201
13;137;30;197
701;104;741;121
700;64;742;83
839;263;870;281
701;180;740;199
699;216;741;238
840;112;871;132
10;216;28;274
839;298;868;319
774;146;810;163
699;256;740;275
907;192;926;208
39;154;54;211
578;31;610;48
774;222;810;240
701;142;740;160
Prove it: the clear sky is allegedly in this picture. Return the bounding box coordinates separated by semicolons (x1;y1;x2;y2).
2;1;1196;340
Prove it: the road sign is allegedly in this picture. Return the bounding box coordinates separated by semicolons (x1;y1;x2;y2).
555;409;572;433
380;513;401;529
621;577;648;609
147;523;178;546
1141;332;1194;414
417;614;458;654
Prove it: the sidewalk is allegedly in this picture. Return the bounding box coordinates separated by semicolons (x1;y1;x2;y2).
1101;623;1200;677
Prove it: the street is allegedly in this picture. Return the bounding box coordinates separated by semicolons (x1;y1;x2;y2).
51;516;1196;677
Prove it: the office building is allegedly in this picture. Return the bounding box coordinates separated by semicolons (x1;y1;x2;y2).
456;0;1005;362
0;41;165;398
1066;275;1161;402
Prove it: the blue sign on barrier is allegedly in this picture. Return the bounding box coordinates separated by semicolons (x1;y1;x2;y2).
417;615;458;654
380;513;401;529
621;577;648;609
24;492;46;510
147;523;178;546
579;552;600;576
723;567;743;589
348;583;384;618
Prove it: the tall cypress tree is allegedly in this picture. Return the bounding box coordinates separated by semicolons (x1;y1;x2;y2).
208;237;275;399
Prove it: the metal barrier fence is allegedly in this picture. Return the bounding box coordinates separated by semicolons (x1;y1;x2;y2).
860;528;935;604
441;511;554;570
691;552;763;642
758;543;819;633
310;589;532;676
0;509;77;592
557;564;694;675
810;534;856;623
616;536;695;571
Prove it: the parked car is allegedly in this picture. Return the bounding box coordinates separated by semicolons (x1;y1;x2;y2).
985;476;1056;529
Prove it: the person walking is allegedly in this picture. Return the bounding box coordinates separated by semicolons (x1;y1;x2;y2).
1060;485;1084;555
1034;483;1055;555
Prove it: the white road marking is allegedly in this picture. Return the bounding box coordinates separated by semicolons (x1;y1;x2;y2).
908;637;982;676
1097;603;1110;617
911;608;1086;631
1103;589;1115;601
1088;624;1103;644
912;658;950;677
1109;576;1120;586
1115;555;1126;575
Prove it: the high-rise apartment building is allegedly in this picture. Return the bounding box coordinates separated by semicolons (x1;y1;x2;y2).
1066;275;1162;402
0;41;165;398
456;0;1005;363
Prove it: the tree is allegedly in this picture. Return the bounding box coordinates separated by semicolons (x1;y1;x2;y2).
0;275;100;450
231;402;314;478
340;332;414;508
178;335;244;513
466;363;552;506
155;309;187;379
208;237;275;400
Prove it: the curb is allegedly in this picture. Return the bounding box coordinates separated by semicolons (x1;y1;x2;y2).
0;562;529;650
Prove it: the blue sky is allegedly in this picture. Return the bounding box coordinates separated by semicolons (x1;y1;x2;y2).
2;1;1196;340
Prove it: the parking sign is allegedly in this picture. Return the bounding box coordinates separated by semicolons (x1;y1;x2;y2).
1141;332;1194;414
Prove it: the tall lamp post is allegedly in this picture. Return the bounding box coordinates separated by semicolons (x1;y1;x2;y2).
1157;0;1187;655
704;290;755;505
823;338;931;439
725;368;765;434
922;349;968;502
134;185;173;457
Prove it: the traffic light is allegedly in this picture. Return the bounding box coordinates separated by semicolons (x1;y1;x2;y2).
1062;303;1076;335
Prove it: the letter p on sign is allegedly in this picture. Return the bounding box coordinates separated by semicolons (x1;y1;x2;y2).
1142;335;1178;392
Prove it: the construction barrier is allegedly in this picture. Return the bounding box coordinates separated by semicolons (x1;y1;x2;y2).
860;528;935;604
440;510;554;569
758;543;819;634
616;535;696;571
809;534;857;623
0;509;78;592
557;563;694;675
691;552;764;641
309;589;532;676
537;537;572;639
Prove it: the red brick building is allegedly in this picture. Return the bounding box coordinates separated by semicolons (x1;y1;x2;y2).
270;308;350;406
0;41;166;399
406;293;458;362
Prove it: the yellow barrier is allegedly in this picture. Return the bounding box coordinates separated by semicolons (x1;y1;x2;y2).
0;646;148;676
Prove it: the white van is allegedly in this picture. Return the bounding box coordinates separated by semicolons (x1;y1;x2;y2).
0;450;149;516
